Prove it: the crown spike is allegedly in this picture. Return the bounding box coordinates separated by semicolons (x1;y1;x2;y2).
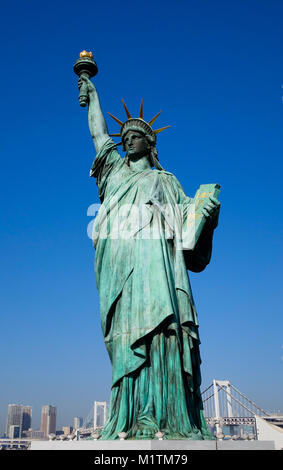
121;98;132;119
139;98;143;119
148;111;162;127
153;125;171;135
107;112;123;126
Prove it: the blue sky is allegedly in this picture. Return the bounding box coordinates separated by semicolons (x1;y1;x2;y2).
0;0;283;434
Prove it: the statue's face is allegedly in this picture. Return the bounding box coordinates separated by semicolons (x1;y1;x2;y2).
123;131;150;158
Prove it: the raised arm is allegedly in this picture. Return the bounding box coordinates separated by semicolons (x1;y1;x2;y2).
78;76;110;153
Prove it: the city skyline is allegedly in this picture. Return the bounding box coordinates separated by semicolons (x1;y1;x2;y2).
3;403;84;437
1;0;282;435
2;402;107;437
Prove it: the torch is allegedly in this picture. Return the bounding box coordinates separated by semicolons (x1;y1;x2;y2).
73;51;98;107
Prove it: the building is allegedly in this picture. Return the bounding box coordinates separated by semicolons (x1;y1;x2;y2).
24;429;45;439
73;417;83;430
9;425;20;439
21;406;32;436
6;405;21;437
62;426;73;435
5;404;32;438
40;405;57;437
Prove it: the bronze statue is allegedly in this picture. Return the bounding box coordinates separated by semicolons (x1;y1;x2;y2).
74;52;220;440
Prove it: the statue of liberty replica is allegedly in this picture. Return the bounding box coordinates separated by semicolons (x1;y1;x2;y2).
74;51;220;440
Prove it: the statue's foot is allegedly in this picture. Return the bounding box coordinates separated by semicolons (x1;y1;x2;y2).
135;426;155;439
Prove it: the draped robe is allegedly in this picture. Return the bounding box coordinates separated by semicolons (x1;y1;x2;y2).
90;138;215;440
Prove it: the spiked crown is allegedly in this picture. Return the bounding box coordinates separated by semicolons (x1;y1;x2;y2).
108;99;170;149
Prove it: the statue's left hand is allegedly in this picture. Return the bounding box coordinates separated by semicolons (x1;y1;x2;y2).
201;196;220;229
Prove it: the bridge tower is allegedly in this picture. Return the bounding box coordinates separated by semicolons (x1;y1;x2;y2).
213;379;233;435
93;401;107;429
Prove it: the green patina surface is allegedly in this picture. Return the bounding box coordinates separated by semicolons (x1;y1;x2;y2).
90;138;219;440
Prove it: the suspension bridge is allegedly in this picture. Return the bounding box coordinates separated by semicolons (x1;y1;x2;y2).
201;379;271;437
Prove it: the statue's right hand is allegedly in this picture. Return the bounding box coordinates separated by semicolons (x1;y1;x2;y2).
78;75;95;96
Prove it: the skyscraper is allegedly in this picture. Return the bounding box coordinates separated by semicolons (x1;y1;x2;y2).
5;404;32;438
40;405;57;437
21;406;32;436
